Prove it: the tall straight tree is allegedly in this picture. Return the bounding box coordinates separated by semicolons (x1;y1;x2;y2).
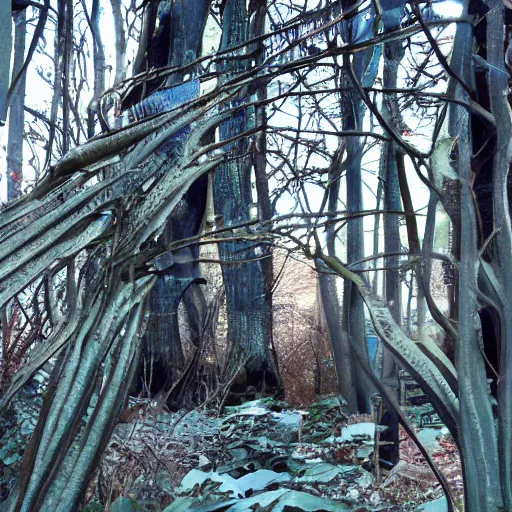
214;0;280;387
340;0;379;414
6;8;26;200
380;6;404;382
376;0;407;467
316;139;357;412
480;0;512;506
249;0;282;391
0;0;12;124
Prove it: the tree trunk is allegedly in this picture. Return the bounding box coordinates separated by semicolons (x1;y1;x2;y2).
484;0;512;506
450;5;503;509
0;60;226;508
0;0;12;124
6;9;26;200
250;0;282;392
86;0;106;138
128;0;211;398
214;0;279;386
340;4;380;410
381;37;404;382
4;270;155;512
317;262;357;411
316;138;357;411
379;22;406;466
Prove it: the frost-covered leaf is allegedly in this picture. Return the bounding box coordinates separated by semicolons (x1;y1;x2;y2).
20;421;35;436
189;500;241;512
297;463;342;483
216;459;262;476
244;436;277;451
163;497;199;511
228;447;249;460
344;487;360;501
155;471;174;494
198;454;211;468
275;490;348;511
224;398;273;414
416;428;442;451
0;439;16;460
356;444;374;458
2;452;21;465
344;422;375;438
178;469;244;498
284;457;309;474
354;469;373;488
236;469;291;493
309;396;346;411
224;406;270;419
225;489;289;511
418;496;448;511
271;412;302;443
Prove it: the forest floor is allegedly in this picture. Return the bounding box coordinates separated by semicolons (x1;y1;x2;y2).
79;395;463;511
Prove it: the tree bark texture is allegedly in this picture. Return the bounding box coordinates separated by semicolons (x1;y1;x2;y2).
381;35;404;382
317;262;357;411
214;0;276;379
449;5;503;509
6;9;26;200
0;0;12;124
340;0;381;413
484;0;512;506
118;0;212;397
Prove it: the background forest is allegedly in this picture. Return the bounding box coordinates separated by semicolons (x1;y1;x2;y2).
0;0;510;510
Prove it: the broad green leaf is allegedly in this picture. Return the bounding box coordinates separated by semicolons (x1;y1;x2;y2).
178;469;244;498
273;490;349;511
296;463;342;483
236;469;291;493
225;489;289;511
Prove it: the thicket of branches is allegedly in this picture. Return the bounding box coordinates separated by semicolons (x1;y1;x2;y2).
1;0;512;510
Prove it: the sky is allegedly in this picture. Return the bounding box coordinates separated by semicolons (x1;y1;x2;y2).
0;0;460;268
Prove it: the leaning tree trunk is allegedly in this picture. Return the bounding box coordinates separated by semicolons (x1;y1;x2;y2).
0;74;228;509
4;272;154;512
